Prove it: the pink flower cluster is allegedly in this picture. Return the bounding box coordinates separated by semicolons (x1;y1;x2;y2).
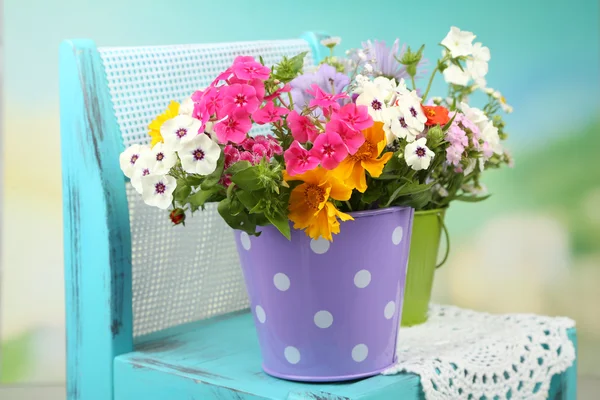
221;135;283;187
284;100;373;176
445;113;481;167
189;56;290;144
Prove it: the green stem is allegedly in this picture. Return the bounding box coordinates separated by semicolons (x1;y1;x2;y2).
411;75;417;91
421;66;439;103
344;201;353;212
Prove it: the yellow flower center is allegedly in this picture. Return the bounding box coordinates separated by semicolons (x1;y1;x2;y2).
350;141;376;162
500;96;507;104
427;109;436;117
304;184;326;210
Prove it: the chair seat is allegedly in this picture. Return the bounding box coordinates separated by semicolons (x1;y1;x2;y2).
114;311;576;400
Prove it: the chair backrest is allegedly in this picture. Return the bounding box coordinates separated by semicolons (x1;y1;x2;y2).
59;33;327;400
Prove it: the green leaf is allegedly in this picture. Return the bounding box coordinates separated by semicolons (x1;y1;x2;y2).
288;51;308;72
200;152;225;190
188;186;221;210
217;198;256;232
236;190;261;210
173;179;192;204
265;210;291;240
385;181;436;207
231;166;262;191
454;194;491;203
225;160;252;175
186;175;203;186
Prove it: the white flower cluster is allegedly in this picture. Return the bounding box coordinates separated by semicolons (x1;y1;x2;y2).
440;27;490;88
354;76;434;171
119;98;221;209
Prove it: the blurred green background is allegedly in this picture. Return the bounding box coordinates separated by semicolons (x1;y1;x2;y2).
2;0;599;384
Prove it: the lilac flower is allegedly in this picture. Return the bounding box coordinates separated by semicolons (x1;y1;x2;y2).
290;64;350;112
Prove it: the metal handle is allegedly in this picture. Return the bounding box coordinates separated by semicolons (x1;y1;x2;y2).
436;213;451;269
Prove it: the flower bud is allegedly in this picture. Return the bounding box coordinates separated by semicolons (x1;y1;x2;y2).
170;208;186;226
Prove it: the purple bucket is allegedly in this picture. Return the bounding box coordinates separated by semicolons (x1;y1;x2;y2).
234;206;414;382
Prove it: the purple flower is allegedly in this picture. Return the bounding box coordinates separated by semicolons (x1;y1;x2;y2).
358;39;427;81
290;64;350;112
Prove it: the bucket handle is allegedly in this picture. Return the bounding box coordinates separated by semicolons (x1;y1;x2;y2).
436;213;450;269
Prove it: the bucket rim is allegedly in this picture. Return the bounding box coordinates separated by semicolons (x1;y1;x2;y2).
347;206;413;219
414;207;447;216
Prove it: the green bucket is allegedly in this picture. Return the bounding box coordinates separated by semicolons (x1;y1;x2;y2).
400;208;449;327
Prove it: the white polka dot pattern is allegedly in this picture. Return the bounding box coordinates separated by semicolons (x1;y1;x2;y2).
354;269;372;288
392;226;404;245
310;237;330;254
255;305;266;324
240;232;251;251
99;40;314;337
284;346;301;364
273;273;290;291
352;344;369;362
314;310;334;329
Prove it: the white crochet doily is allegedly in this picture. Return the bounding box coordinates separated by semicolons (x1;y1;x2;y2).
384;304;576;400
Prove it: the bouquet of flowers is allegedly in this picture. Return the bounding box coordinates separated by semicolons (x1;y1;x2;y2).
120;27;512;242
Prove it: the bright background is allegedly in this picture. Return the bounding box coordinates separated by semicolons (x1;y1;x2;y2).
2;0;599;384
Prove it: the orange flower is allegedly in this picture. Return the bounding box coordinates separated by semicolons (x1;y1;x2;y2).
421;105;450;126
148;101;180;147
284;167;353;241
333;122;393;193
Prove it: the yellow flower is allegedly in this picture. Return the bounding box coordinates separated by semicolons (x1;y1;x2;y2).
284;167;353;241
148;101;180;147
334;121;393;192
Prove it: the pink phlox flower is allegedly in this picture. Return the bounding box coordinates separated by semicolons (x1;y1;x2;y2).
264;83;292;101
224;144;241;169
198;86;224;119
481;142;493;159
446;143;464;166
266;135;283;156
240;137;256;151
307;84;348;114
446;125;468;148
252;101;289;125
233;57;271;81
222;83;260;115
284;140;320;176
325;119;365;155
239;151;255;163
310;130;348;170
332;103;373;131
234;56;257;64
220;174;233;187
287;110;319;143
212;68;234;85
214;110;252;144
229;76;265;102
251;142;269;162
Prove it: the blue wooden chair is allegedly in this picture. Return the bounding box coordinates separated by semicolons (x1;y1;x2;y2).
59;34;577;400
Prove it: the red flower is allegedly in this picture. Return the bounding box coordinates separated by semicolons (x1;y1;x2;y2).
421;105;450;126
170;208;186;226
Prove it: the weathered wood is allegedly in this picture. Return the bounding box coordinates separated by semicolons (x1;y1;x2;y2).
60;39;133;400
115;310;577;400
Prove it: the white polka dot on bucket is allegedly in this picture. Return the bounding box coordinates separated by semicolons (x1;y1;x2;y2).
284;346;301;364
240;232;252;250
354;270;371;288
392;226;403;245
314;310;333;328
310;237;330;254
255;305;266;323
384;301;396;319
273;273;290;291
352;344;368;362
